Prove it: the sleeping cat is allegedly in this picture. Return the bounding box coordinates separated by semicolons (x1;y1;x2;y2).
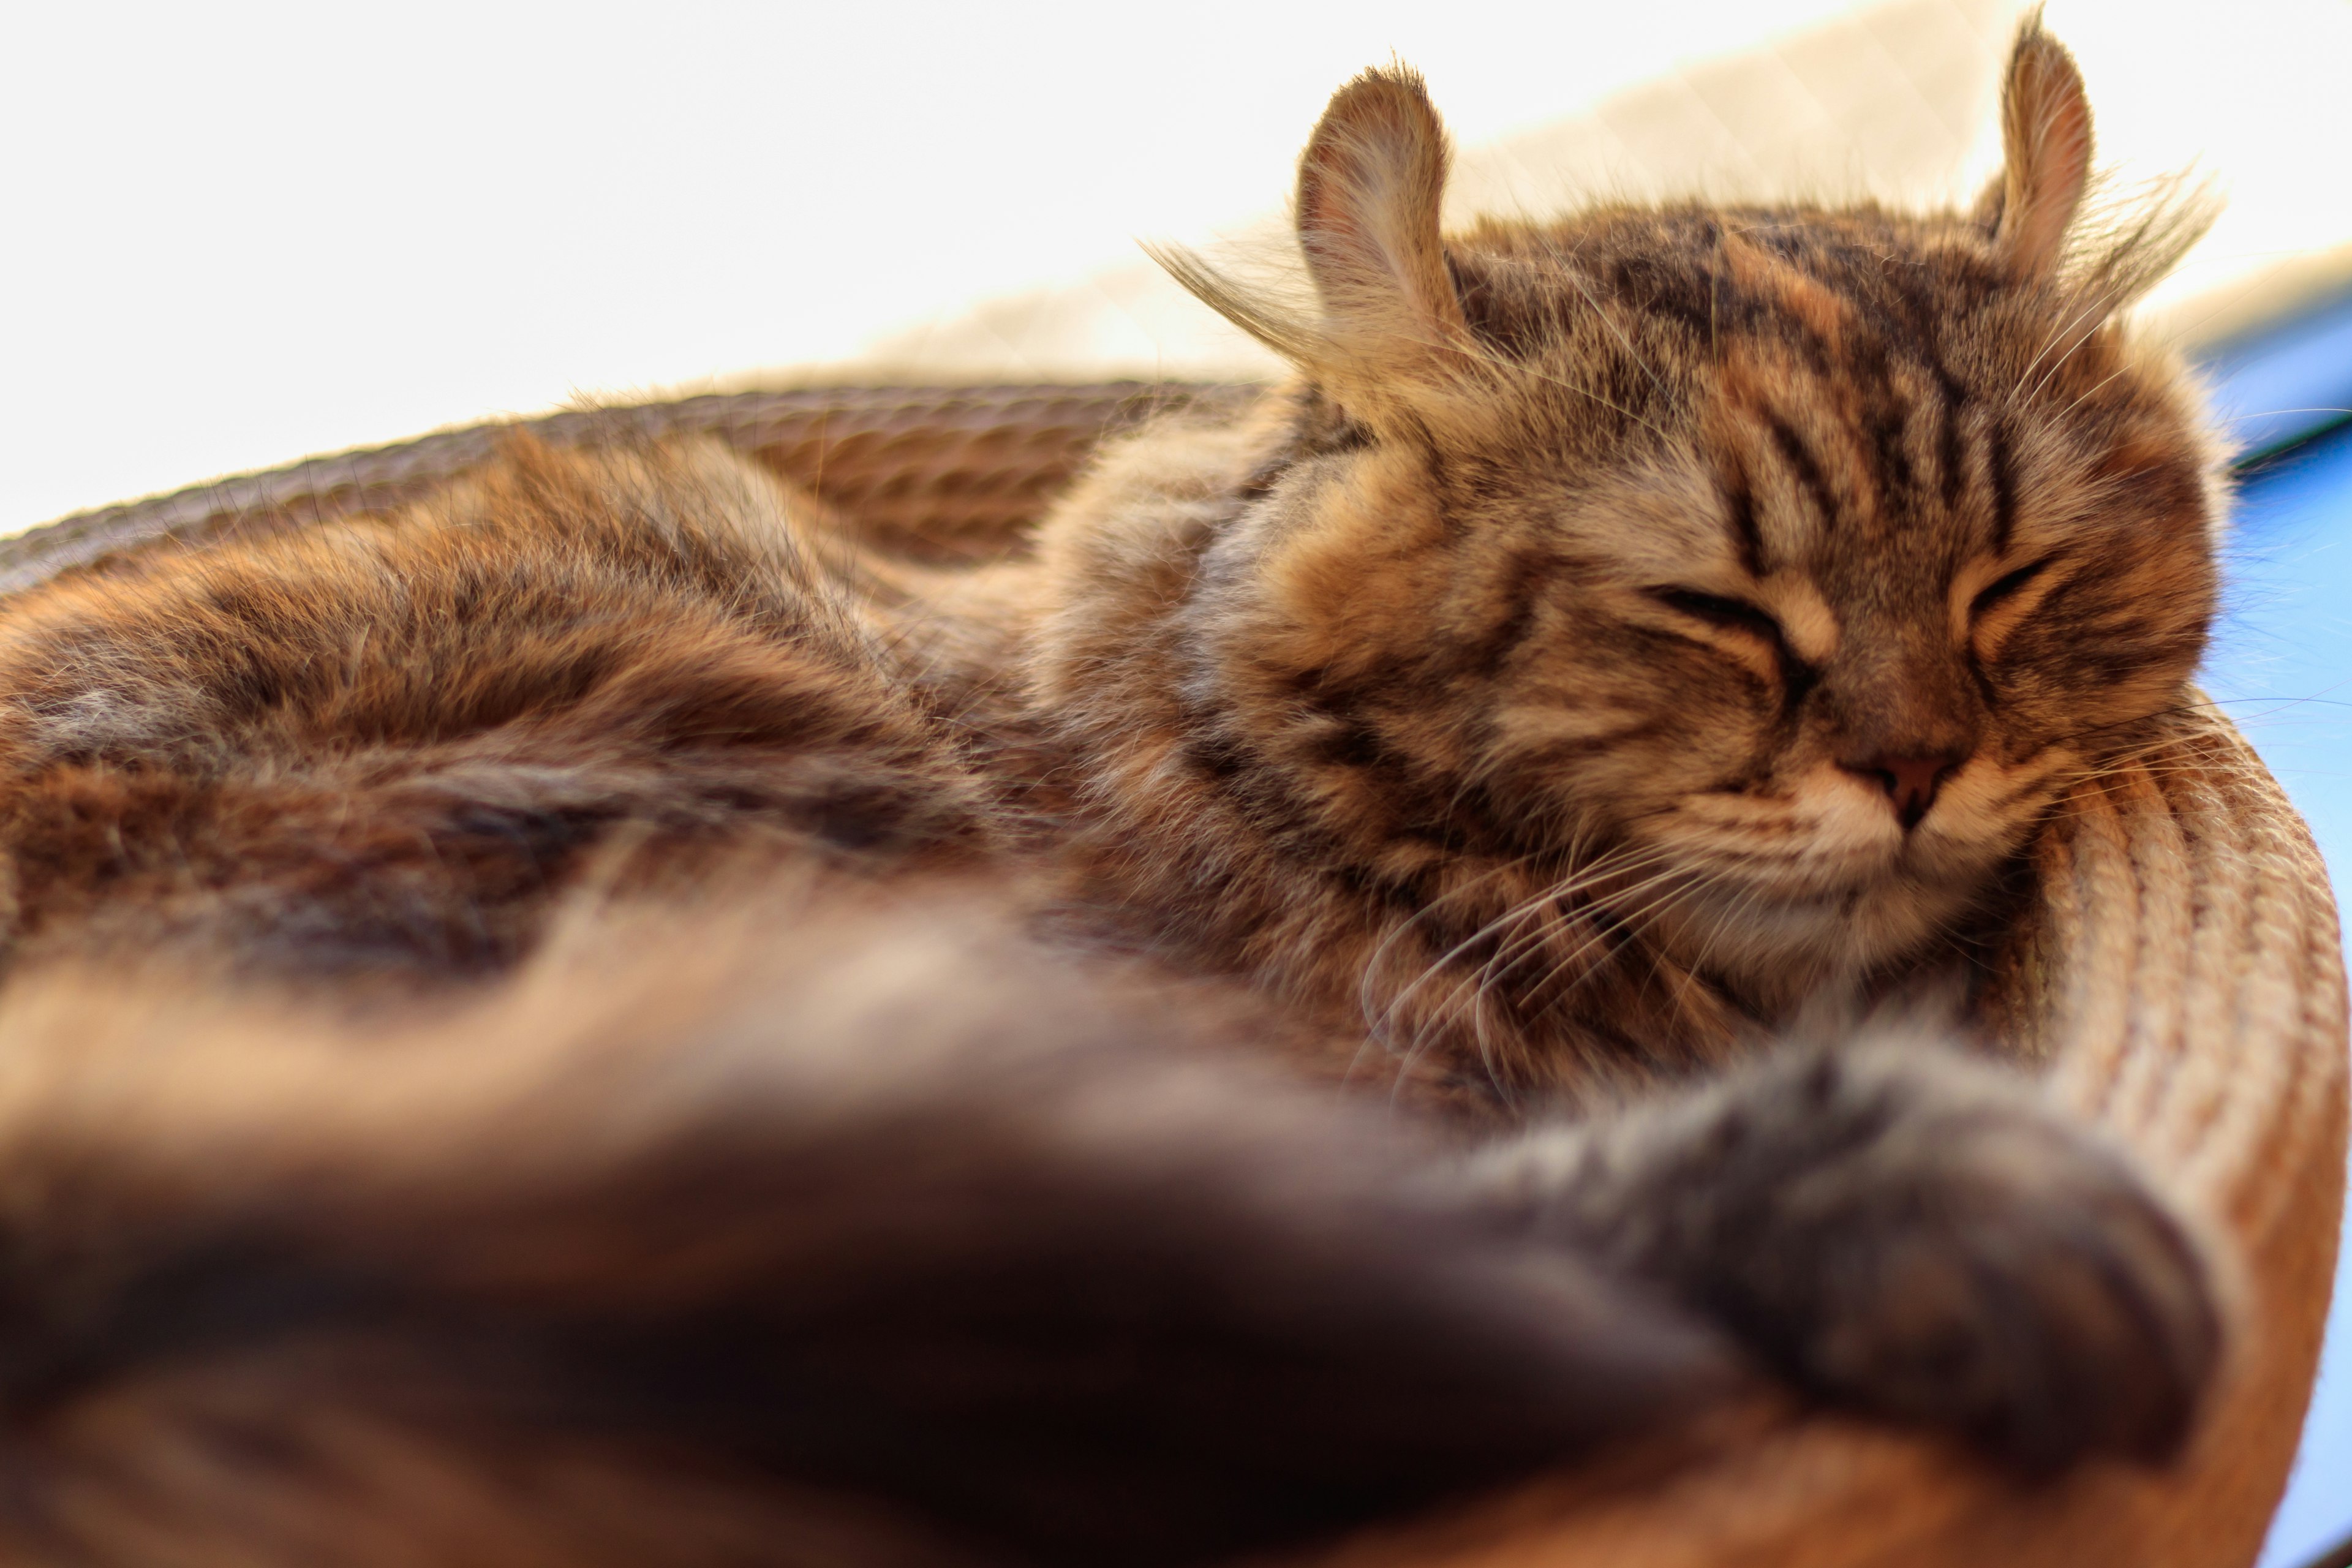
941;18;2226;1468
0;17;2228;1564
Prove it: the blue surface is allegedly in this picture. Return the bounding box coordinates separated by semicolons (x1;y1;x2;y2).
2201;412;2352;1567
2201;287;2352;461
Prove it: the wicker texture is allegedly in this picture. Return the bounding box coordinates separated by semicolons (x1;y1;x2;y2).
1;382;1258;587
8;387;2343;1567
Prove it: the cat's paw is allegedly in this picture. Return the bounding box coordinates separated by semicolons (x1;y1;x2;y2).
1670;1052;2225;1472
1499;1046;2228;1472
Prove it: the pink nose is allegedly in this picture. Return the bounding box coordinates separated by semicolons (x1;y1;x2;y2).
1851;754;1959;831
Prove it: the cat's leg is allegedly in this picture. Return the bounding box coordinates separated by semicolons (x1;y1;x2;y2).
1455;1041;2223;1472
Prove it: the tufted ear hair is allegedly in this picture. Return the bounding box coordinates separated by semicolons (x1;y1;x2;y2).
1291;67;1477;389
1152;66;1483;432
1981;13;2095;282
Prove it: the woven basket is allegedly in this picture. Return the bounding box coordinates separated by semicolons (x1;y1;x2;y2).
12;386;2346;1568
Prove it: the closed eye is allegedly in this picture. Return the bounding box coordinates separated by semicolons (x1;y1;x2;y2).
1969;557;2052;619
1648;586;1817;704
1649;587;1785;643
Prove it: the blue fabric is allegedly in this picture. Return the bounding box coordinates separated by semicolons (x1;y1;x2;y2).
2200;412;2352;1567
2201;290;2352;461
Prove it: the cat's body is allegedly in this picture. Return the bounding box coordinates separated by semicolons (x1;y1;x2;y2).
0;440;995;979
0;18;2235;1564
0;884;1755;1568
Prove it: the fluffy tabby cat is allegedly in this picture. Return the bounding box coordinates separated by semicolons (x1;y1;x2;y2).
0;18;2231;1565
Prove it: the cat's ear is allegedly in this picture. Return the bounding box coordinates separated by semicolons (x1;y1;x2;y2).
1981;16;2094;282
1150;65;1484;431
1292;67;1476;390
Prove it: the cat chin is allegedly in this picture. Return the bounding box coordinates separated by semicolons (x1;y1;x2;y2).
1648;859;1989;1013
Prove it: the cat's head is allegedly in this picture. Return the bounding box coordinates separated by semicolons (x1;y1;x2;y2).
1148;20;2222;1002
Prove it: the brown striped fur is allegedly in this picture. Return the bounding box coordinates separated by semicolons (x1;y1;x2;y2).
1017;21;2220;1106
0;17;2231;1561
0;439;993;979
0;881;1757;1568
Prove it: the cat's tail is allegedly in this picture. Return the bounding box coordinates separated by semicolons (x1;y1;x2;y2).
0;881;1741;1568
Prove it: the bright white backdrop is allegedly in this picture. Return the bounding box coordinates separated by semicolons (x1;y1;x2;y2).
2;0;2348;529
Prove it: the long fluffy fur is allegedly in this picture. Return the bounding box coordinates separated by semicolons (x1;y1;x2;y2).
0;439;993;980
0;16;2237;1559
0;883;1737;1567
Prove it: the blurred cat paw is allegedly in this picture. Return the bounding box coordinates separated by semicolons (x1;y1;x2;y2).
1499;1046;2228;1472
1679;1058;2226;1472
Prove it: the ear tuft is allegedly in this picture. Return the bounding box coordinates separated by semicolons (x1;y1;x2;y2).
1148;64;1488;426
1989;13;2094;281
1294;66;1473;372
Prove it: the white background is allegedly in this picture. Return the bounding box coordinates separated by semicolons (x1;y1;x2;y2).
2;0;2348;531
